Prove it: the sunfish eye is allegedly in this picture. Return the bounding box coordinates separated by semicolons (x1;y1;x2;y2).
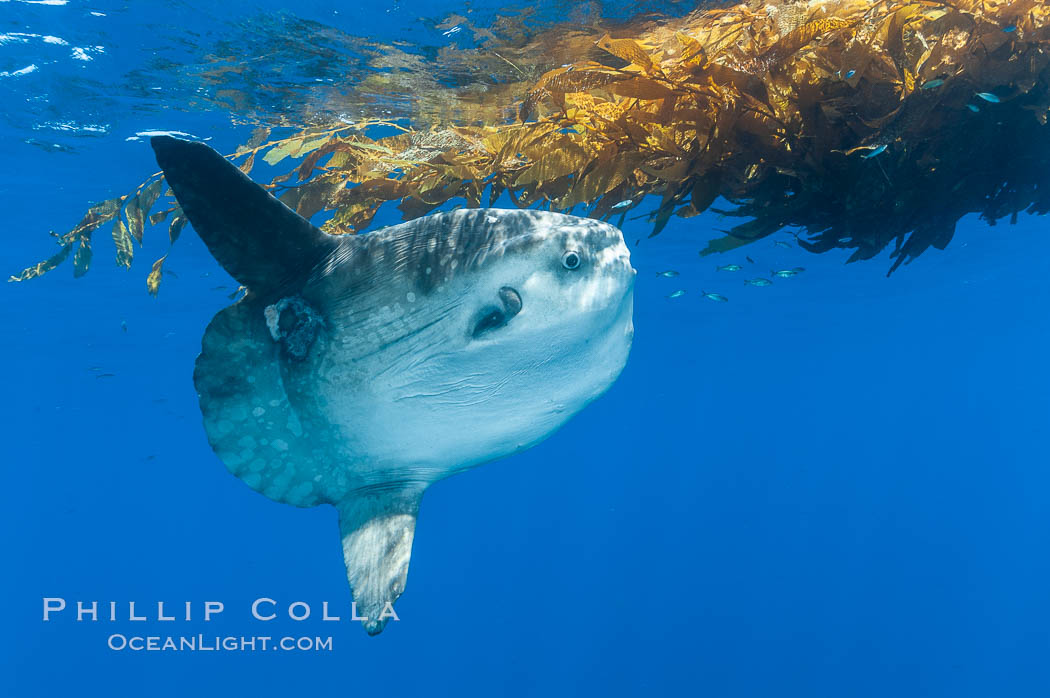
562;250;581;270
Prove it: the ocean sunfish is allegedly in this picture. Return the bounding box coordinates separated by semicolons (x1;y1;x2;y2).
150;136;636;634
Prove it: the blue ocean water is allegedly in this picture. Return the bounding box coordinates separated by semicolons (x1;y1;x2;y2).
4;1;1050;696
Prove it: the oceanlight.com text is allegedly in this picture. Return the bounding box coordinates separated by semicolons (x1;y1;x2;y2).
107;634;333;652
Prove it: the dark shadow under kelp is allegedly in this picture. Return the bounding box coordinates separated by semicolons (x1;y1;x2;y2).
13;0;1050;292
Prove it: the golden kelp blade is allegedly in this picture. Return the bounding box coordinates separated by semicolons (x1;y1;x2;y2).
17;0;1050;285
112;218;134;270
9;242;73;282
146;254;167;296
11;195;123;281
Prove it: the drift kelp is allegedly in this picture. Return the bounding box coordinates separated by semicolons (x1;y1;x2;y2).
13;0;1050;289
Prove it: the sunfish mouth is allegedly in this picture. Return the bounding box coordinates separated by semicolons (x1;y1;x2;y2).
471;286;522;338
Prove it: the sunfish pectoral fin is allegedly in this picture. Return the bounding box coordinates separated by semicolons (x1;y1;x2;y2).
337;484;426;636
150;135;339;299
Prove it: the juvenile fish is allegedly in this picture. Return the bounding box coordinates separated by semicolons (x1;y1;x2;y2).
772;269;799;278
861;144;888;159
716;264;742;272
667;290;686;298
921;79;945;90
975;92;1000;103
701;291;728;302
610;199;633;210
745;278;772;287
656;270;680;278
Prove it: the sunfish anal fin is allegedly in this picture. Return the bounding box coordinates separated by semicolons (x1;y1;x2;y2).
337;484;425;636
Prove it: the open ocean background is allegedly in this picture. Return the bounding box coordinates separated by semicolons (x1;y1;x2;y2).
4;1;1050;696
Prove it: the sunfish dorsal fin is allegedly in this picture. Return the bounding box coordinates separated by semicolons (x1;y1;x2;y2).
337;485;425;635
150;135;338;298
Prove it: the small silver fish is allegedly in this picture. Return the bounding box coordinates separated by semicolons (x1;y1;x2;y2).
1004;25;1017;33
773;240;791;249
745;278;772;287
844;69;855;79
656;270;680;278
701;291;728;302
610;199;633;210
861;144;888;159
921;79;945;90
667;290;686;299
975;92;1000;103
716;264;742;272
772;269;798;278
791;266;806;273
966;104;980;113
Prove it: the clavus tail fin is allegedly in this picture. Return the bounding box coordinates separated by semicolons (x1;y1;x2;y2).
337;485;425;635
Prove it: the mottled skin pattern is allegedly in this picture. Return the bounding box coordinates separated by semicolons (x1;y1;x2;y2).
197;209;634;504
154;137;635;635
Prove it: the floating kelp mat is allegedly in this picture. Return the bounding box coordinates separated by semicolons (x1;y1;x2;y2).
14;0;1050;291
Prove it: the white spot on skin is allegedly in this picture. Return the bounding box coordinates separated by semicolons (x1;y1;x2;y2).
406;292;416;302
